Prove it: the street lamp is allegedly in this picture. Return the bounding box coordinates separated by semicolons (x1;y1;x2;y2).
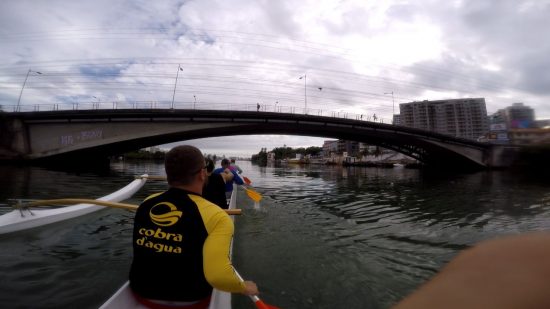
384;91;396;124
171;65;183;109
92;96;100;109
384;91;395;115
299;74;307;113
17;69;42;110
193;95;197;109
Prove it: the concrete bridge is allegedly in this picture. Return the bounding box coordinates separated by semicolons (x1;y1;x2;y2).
0;109;517;169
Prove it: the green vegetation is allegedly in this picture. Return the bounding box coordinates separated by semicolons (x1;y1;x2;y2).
121;149;222;162
251;145;323;166
269;146;322;160
121;149;166;160
251;148;268;166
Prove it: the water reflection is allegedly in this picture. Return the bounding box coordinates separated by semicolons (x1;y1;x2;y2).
234;163;550;309
0;162;549;309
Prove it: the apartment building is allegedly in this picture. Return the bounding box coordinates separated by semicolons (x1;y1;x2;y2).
492;102;535;129
399;98;489;140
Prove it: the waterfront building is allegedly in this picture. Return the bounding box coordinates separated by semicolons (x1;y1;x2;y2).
322;140;338;157
267;152;276;163
337;140;359;157
399;98;489;140
536;119;550;128
508;128;550;145
493;103;535;129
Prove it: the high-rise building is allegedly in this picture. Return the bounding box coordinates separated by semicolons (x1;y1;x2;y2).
337;140;359;156
399;98;489;140
493;103;535;129
392;114;401;125
322;140;338;157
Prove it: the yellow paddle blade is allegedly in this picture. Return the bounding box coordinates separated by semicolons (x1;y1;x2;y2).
244;188;262;202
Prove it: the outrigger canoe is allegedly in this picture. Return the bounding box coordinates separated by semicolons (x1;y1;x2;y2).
99;185;238;309
0;174;148;235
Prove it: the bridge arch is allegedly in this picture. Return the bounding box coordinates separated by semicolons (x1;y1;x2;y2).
2;109;491;169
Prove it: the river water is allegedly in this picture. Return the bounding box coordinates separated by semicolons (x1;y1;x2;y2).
0;161;549;309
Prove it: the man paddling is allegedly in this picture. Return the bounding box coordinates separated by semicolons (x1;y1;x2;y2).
203;157;232;209
214;158;244;199
129;145;258;308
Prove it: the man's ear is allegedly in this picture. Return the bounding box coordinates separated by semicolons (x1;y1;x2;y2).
198;169;207;182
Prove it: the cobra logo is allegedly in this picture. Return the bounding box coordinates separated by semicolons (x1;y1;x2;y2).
149;202;183;227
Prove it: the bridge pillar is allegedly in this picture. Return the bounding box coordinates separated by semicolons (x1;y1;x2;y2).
486;145;521;168
0;115;29;160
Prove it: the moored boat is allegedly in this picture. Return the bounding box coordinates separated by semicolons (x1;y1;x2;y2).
0;175;148;235
99;185;239;309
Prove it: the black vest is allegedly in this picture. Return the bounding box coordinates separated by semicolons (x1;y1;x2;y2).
129;188;212;301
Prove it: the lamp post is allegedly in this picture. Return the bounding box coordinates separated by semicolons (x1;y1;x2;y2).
384;91;395;115
299;74;307;113
171;65;183;109
92;96;100;109
193;95;197;109
384;91;395;123
17;69;42;110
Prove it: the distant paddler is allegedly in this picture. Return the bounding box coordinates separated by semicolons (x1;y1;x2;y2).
229;158;243;174
203;157;233;209
214;158;245;200
230;158;254;185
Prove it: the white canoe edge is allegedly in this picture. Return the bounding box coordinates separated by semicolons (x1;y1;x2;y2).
99;184;239;309
0;174;148;235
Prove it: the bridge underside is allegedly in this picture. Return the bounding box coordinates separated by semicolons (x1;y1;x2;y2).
33;123;484;170
2;109;491;170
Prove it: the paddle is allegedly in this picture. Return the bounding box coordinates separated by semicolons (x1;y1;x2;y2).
19;199;242;215
135;175;167;181
234;270;280;309
135;175;262;203
243;187;262;202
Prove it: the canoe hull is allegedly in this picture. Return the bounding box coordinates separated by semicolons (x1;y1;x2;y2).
0;175;148;235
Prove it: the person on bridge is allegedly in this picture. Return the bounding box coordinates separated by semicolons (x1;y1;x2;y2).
203;157;232;209
129;145;258;308
214;158;244;199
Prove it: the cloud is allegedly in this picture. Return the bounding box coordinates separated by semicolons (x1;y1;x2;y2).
2;0;550;137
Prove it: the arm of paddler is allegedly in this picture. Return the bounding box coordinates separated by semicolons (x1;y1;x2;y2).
198;202;246;293
232;170;244;185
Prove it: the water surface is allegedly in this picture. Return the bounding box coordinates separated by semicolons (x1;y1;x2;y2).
0;161;549;309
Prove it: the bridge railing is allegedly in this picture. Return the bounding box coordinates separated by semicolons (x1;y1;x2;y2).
1;101;390;124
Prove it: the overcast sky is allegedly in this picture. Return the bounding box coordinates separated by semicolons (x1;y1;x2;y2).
1;0;549;157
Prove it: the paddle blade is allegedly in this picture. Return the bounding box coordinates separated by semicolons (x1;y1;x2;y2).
245;188;262;202
255;300;280;309
243;176;252;185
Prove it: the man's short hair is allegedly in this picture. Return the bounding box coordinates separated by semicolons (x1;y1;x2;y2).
221;158;230;167
165;145;204;185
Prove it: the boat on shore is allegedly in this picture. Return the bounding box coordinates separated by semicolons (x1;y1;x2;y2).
0;175;148;235
99;186;239;309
